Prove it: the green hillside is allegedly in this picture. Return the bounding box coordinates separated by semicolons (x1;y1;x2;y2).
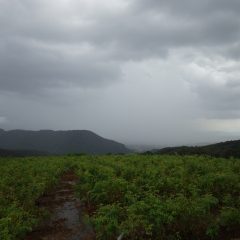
153;140;240;158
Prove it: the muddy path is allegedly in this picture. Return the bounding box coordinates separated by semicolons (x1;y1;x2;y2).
25;171;95;240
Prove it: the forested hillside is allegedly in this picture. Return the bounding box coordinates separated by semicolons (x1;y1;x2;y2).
153;140;240;158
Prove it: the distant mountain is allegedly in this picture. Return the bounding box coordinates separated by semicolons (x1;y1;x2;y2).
0;129;130;155
127;144;167;153
150;140;240;158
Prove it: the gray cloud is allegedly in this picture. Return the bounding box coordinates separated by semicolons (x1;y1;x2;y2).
0;39;121;93
134;0;240;17
0;0;240;144
191;79;240;116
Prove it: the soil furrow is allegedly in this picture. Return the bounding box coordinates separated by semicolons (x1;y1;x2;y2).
25;171;95;240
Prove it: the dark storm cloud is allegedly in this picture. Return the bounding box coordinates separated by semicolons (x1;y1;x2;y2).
1;0;240;143
88;0;240;57
72;3;240;60
1;0;240;60
0;39;120;93
0;0;239;90
134;0;240;17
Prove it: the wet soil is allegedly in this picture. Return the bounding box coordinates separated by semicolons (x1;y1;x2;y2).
25;171;95;240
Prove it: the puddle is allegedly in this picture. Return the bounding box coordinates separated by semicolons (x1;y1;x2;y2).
25;171;95;240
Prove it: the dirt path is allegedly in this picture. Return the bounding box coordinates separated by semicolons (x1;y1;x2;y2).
25;171;95;240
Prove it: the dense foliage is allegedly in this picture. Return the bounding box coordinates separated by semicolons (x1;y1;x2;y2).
75;155;240;240
0;148;46;157
0;155;239;240
0;157;72;239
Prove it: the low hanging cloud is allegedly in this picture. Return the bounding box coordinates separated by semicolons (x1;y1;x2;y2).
183;55;240;118
0;0;240;144
0;116;6;124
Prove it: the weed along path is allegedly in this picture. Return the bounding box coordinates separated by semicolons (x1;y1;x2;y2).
25;171;95;240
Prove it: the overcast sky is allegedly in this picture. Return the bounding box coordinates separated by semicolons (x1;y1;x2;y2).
0;0;240;145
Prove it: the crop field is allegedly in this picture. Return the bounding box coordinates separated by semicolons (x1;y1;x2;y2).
0;155;239;240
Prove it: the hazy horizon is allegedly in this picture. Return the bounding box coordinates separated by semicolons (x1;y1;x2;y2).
0;127;239;148
1;0;240;146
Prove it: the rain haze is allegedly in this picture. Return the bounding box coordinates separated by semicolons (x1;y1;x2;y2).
1;0;240;146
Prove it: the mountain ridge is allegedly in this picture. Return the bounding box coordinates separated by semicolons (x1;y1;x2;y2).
149;139;240;158
0;129;130;155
